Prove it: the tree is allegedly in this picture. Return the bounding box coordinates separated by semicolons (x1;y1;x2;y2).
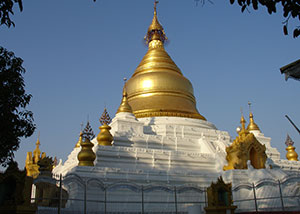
0;0;23;27
0;46;35;166
227;0;300;38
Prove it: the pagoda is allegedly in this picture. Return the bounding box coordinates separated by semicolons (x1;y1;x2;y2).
52;2;300;213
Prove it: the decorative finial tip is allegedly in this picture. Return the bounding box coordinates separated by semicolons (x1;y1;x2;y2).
285;134;294;147
240;115;246;123
36;133;41;146
122;78;128;96
80;122;83;131
145;0;167;45
248;101;252;113
154;0;159;13
82;121;95;141
100;108;112;125
240;108;246;131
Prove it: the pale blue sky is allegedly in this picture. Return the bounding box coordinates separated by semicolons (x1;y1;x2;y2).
1;0;299;168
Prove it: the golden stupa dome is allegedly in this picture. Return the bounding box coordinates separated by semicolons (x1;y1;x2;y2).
126;3;205;120
247;112;261;132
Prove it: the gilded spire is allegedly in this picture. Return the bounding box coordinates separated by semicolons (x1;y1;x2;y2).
75;123;84;148
75;131;83;148
238;111;249;138
116;79;133;114
124;1;206;120
247;102;261;132
240;114;246;131
33;135;41;163
36;135;41;146
285;134;298;161
144;1;167;45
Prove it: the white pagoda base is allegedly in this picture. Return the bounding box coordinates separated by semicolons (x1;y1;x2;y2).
52;113;300;213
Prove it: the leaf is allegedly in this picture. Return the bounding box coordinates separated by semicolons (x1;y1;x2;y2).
283;25;288;35
293;29;300;38
242;5;247;12
252;0;258;10
291;10;297;18
283;9;289;17
272;3;276;13
17;0;23;12
267;7;272;14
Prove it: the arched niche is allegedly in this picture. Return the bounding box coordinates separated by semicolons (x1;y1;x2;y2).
224;132;267;170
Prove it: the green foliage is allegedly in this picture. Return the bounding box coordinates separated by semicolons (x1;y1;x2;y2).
0;46;35;166
229;0;300;37
0;0;23;27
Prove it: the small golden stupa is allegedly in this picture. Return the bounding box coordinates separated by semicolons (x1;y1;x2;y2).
125;2;205;120
223;114;267;171
246;102;260;132
97;108;113;146
25;137;46;178
77;122;96;166
75;131;83;148
285;134;298;161
247;112;261;132
116;81;133;114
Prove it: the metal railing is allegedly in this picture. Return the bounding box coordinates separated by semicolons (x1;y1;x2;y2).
232;177;300;213
33;174;300;214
